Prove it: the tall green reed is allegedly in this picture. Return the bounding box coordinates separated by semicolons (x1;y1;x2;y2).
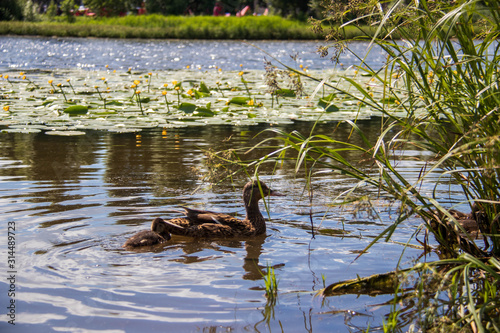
244;0;499;330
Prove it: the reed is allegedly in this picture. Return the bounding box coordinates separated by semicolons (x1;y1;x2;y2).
246;0;500;330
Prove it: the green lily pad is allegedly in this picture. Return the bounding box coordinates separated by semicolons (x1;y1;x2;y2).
178;102;197;114
194;107;215;117
64;105;88;115
229;96;251;105
275;88;296;97
318;94;340;112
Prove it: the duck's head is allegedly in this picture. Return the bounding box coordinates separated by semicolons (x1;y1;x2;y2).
151;218;171;239
243;180;282;204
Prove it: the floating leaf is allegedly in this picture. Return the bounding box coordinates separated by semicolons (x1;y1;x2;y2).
63;105;88;115
178;102;197;113
194;108;215;117
106;100;124;106
229;96;251;105
193;90;210;99
318;94;340;112
275;88;296;97
199;82;210;93
380;97;398;104
2;128;42;134
45;130;86;136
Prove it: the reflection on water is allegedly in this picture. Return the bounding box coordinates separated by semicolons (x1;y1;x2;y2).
0;121;457;332
0;36;386;71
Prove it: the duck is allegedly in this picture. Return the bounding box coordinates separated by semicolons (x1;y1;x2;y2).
160;180;282;238
122;217;172;248
427;208;481;238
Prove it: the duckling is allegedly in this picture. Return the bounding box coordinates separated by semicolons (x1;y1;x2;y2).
162;180;282;238
122;217;171;248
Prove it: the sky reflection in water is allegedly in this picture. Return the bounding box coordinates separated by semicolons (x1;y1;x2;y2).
0;121;459;332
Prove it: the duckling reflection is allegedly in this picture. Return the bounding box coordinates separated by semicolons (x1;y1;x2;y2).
123;217;171;248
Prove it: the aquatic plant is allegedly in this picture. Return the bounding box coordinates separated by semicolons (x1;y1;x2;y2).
261;263;279;302
243;0;500;331
0;15;324;40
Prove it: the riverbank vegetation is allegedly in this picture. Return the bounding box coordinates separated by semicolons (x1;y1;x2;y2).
0;15;326;39
234;0;500;331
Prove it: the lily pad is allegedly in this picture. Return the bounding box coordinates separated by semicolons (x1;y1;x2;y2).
64;105;88;115
229;96;251;105
178;102;197;114
45;130;86;136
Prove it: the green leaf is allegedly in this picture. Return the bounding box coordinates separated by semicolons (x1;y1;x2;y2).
178;102;197;113
275;88;296;97
380;97;398;104
229;96;251;105
63;105;88;115
199;82;210;93
194;90;210;98
194;107;215;117
318;94;339;112
106;100;123;106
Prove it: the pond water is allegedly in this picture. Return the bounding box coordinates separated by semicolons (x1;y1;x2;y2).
0;37;462;332
0;36;387;71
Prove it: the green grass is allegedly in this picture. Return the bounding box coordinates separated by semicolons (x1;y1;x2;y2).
0;15;324;40
0;14;412;40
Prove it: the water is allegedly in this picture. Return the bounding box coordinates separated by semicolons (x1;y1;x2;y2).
0;37;462;332
0;36;387;71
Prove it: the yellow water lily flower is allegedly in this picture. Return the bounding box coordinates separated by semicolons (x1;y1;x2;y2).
48;79;53;84
172;80;178;85
133;80;140;85
3;106;10;112
162;91;167;96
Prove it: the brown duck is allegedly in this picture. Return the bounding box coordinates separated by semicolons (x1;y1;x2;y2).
161;180;282;238
123;217;172;248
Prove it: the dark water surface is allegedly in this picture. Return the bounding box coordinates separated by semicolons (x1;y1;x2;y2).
0;120;462;332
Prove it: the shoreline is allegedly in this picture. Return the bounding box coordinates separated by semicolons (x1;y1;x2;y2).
0;15;379;40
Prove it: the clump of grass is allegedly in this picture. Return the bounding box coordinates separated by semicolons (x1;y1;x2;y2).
247;0;500;330
261;263;279;301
